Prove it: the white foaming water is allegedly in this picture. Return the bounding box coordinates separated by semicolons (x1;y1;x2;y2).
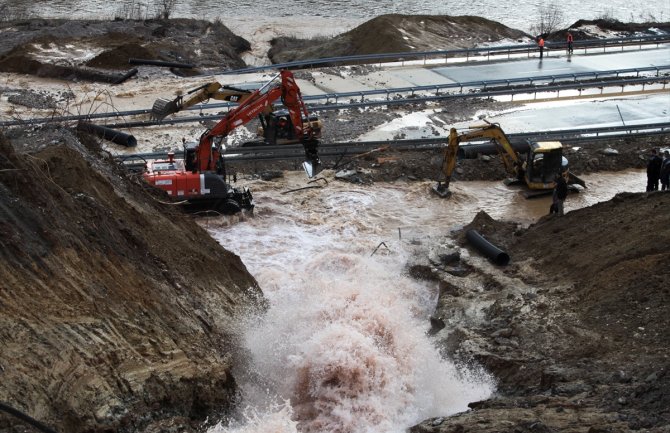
206;169;646;432
207;175;495;433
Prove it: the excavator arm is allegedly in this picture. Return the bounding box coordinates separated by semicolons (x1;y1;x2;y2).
194;70;321;176
278;70;320;177
151;82;253;121
434;123;522;197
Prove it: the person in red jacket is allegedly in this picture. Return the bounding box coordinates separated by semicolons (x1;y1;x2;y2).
567;32;574;54
538;37;545;59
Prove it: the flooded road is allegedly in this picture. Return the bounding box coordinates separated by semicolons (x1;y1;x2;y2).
206;169;645;433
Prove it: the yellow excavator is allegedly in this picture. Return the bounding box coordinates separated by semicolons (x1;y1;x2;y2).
434;122;586;198
151;82;254;120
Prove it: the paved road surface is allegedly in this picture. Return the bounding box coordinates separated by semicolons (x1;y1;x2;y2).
294;47;670;94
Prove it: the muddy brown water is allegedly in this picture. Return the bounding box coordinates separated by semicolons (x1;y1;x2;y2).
203;169;644;432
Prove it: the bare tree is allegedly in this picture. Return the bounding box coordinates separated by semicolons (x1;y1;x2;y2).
114;1;150;20
530;3;565;37
156;0;177;19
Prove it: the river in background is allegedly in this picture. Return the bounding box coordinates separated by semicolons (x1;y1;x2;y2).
2;0;668;33
203;169;646;433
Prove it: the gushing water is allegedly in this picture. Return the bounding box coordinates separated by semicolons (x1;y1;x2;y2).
207;175;496;433
206;169;645;432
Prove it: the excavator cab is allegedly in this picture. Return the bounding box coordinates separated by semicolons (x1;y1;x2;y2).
524;141;569;189
258;109;323;145
183;141;198;173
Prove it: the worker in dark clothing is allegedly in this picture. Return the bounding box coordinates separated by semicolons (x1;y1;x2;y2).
661;150;670;191
567;32;574;54
646;148;663;191
552;174;568;216
538;37;545;59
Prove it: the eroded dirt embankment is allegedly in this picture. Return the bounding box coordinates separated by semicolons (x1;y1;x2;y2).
0;18;250;81
0;127;262;433
409;192;670;432
268;14;530;64
267;15;670;64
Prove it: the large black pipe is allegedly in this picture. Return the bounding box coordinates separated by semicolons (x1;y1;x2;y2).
128;58;194;69
458;141;530;159
76;121;137;147
112;68;138;85
466;229;510;266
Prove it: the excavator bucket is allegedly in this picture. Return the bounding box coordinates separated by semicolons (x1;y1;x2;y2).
301;138;321;178
303;160;321;178
568;171;587;188
151;98;180;121
432;182;452;198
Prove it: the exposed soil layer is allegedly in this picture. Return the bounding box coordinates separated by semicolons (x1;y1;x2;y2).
562;19;670;40
0;127;262;433
409;191;670;432
268;14;531;64
0;19;250;81
268;16;670;64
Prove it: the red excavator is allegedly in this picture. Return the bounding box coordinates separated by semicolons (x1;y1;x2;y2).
143;70;321;214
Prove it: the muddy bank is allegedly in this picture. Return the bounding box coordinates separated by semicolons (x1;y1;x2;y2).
239;97;665;185
268;16;670;64
0;126;262;432
0;18;250;81
268;14;530;64
407;192;670;432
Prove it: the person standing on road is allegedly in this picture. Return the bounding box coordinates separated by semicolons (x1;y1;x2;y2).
552;174;568;216
660;150;670;191
567;32;574;54
646;148;662;191
538;37;545;59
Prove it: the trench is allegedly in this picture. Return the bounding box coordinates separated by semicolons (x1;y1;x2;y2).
204;169;645;433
